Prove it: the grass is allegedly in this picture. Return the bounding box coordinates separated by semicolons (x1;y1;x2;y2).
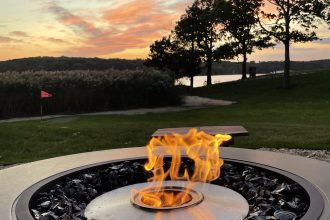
1;70;330;165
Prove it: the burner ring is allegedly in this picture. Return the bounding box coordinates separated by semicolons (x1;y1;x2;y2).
131;186;204;211
84;181;250;220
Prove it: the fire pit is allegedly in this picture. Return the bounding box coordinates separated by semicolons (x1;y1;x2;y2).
13;130;325;220
15;157;322;220
1;130;329;220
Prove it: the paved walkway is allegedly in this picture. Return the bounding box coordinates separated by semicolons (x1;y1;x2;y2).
0;96;236;124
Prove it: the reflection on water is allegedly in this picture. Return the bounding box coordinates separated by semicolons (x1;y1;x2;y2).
175;74;268;88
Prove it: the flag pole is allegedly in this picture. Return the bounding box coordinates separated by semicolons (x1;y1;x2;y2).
40;89;43;121
40;89;53;121
40;100;43;121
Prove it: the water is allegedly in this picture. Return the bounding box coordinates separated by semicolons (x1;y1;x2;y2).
176;74;268;88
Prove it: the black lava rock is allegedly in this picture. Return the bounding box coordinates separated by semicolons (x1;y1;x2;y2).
30;159;309;220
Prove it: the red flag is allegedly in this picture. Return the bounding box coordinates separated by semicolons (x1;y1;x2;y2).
41;90;53;99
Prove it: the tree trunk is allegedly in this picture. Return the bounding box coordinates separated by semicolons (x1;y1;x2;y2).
242;52;247;79
173;73;177;86
190;75;194;89
190;38;195;90
206;54;212;85
206;34;213;86
283;7;290;88
283;42;290;88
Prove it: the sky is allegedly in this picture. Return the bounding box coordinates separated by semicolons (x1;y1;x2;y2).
0;0;329;62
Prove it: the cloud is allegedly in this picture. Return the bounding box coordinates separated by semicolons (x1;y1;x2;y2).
0;36;12;43
47;3;101;37
103;0;185;27
30;0;193;57
10;31;29;37
45;24;56;30
103;0;158;25
44;37;70;44
0;36;21;43
63;0;187;56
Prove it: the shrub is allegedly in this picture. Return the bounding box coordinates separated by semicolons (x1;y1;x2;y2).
0;69;181;118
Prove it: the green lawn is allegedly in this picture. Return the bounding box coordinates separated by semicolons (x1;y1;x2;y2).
1;70;330;165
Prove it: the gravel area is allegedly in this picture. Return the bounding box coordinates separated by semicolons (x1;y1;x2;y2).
259;148;330;163
29;159;309;220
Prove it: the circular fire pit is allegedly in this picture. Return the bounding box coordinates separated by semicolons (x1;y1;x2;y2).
1;147;329;220
13;158;323;220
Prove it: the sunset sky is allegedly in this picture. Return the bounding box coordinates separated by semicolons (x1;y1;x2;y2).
0;0;329;62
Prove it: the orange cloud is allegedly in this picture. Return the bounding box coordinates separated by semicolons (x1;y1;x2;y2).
44;37;70;44
48;3;100;37
0;36;21;43
62;0;185;57
0;36;13;43
10;31;29;37
103;0;158;25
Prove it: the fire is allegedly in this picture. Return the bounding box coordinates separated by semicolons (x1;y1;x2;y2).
138;128;231;208
141;189;192;208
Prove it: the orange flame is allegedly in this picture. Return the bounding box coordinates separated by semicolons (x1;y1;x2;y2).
139;128;231;208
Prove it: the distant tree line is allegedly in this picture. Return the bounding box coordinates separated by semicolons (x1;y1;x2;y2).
212;60;330;75
145;0;329;88
0;57;144;72
0;57;329;77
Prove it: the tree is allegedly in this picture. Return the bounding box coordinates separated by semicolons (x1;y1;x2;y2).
175;11;202;89
144;35;201;84
259;0;330;88
216;0;273;79
188;0;222;85
144;36;173;71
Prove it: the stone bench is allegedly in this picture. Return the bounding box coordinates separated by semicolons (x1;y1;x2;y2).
152;126;249;146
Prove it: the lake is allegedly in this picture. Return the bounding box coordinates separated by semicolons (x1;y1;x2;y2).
176;74;268;88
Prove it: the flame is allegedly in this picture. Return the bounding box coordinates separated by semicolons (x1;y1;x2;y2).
138;128;231;208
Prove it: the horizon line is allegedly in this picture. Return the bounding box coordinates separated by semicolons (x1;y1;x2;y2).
1;56;329;63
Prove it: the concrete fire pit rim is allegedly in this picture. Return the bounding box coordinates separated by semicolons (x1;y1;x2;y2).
14;157;324;220
0;147;329;220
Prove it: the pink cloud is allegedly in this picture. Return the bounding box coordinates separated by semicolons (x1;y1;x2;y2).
45;24;56;30
48;3;100;37
45;37;69;44
103;0;159;25
63;0;185;57
10;31;29;37
0;36;21;43
0;36;12;43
